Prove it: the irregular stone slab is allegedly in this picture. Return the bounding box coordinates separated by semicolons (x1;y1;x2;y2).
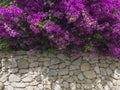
72;58;81;65
29;62;39;68
18;60;28;69
83;70;96;79
63;81;69;88
26;86;34;90
59;69;68;75
8;68;19;74
51;58;61;65
100;68;107;75
52;83;62;90
81;63;90;71
48;70;57;76
57;54;66;60
78;73;84;80
22;76;33;82
9;74;21;82
11;82;27;88
94;66;100;74
38;84;44;90
69;65;79;70
7;85;14;90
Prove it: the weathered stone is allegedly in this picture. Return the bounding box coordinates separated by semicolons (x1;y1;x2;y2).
81;63;90;71
59;63;66;69
94;66;100;74
0;82;4;90
38;84;44;90
106;68;113;75
29;62;39;68
116;80;120;85
57;54;66;60
18;60;28;69
63;82;69;88
10;59;17;68
0;73;8;82
83;70;96;79
66;77;74;82
52;83;62;90
8;68;19;74
51;58;61;65
70;83;76;90
78;73;84;80
26;86;34;90
44;61;50;67
48;70;57;76
11;82;27;88
100;68;107;75
72;58;81;65
7;85;14;90
22;76;33;82
104;85;110;90
19;69;28;74
59;69;68;75
69;65;79;70
81;84;94;89
9;74;21;82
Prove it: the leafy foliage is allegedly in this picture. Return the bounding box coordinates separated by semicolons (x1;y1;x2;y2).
0;0;120;57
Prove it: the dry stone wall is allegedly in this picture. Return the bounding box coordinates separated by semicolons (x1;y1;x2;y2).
0;51;120;90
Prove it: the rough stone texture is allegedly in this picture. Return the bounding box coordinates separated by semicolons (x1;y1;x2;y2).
83;70;96;79
0;82;4;90
0;51;119;90
9;74;21;82
81;63;90;71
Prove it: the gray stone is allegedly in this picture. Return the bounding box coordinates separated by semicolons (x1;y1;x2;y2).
38;84;44;90
11;82;27;88
53;83;62;90
106;68;113;75
7;85;14;90
78;73;84;80
11;59;17;68
22;76;33;82
44;61;50;67
69;65;79;70
19;69;28;74
63;82;69;88
94;66;100;74
8;68;19;74
48;70;57;76
100;68;107;75
59;63;66;69
0;73;8;82
104;85;110;90
51;58;61;65
72;58;81;65
26;86;34;90
83;70;96;79
115;69;120;76
66;77;74;82
9;74;21;82
59;69;68;75
18;60;28;69
81;63;90;71
29;62;39;68
57;54;66;60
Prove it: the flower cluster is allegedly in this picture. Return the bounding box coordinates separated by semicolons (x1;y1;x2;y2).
0;0;119;57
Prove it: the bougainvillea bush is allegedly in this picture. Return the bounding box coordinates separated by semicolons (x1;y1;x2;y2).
0;0;120;57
